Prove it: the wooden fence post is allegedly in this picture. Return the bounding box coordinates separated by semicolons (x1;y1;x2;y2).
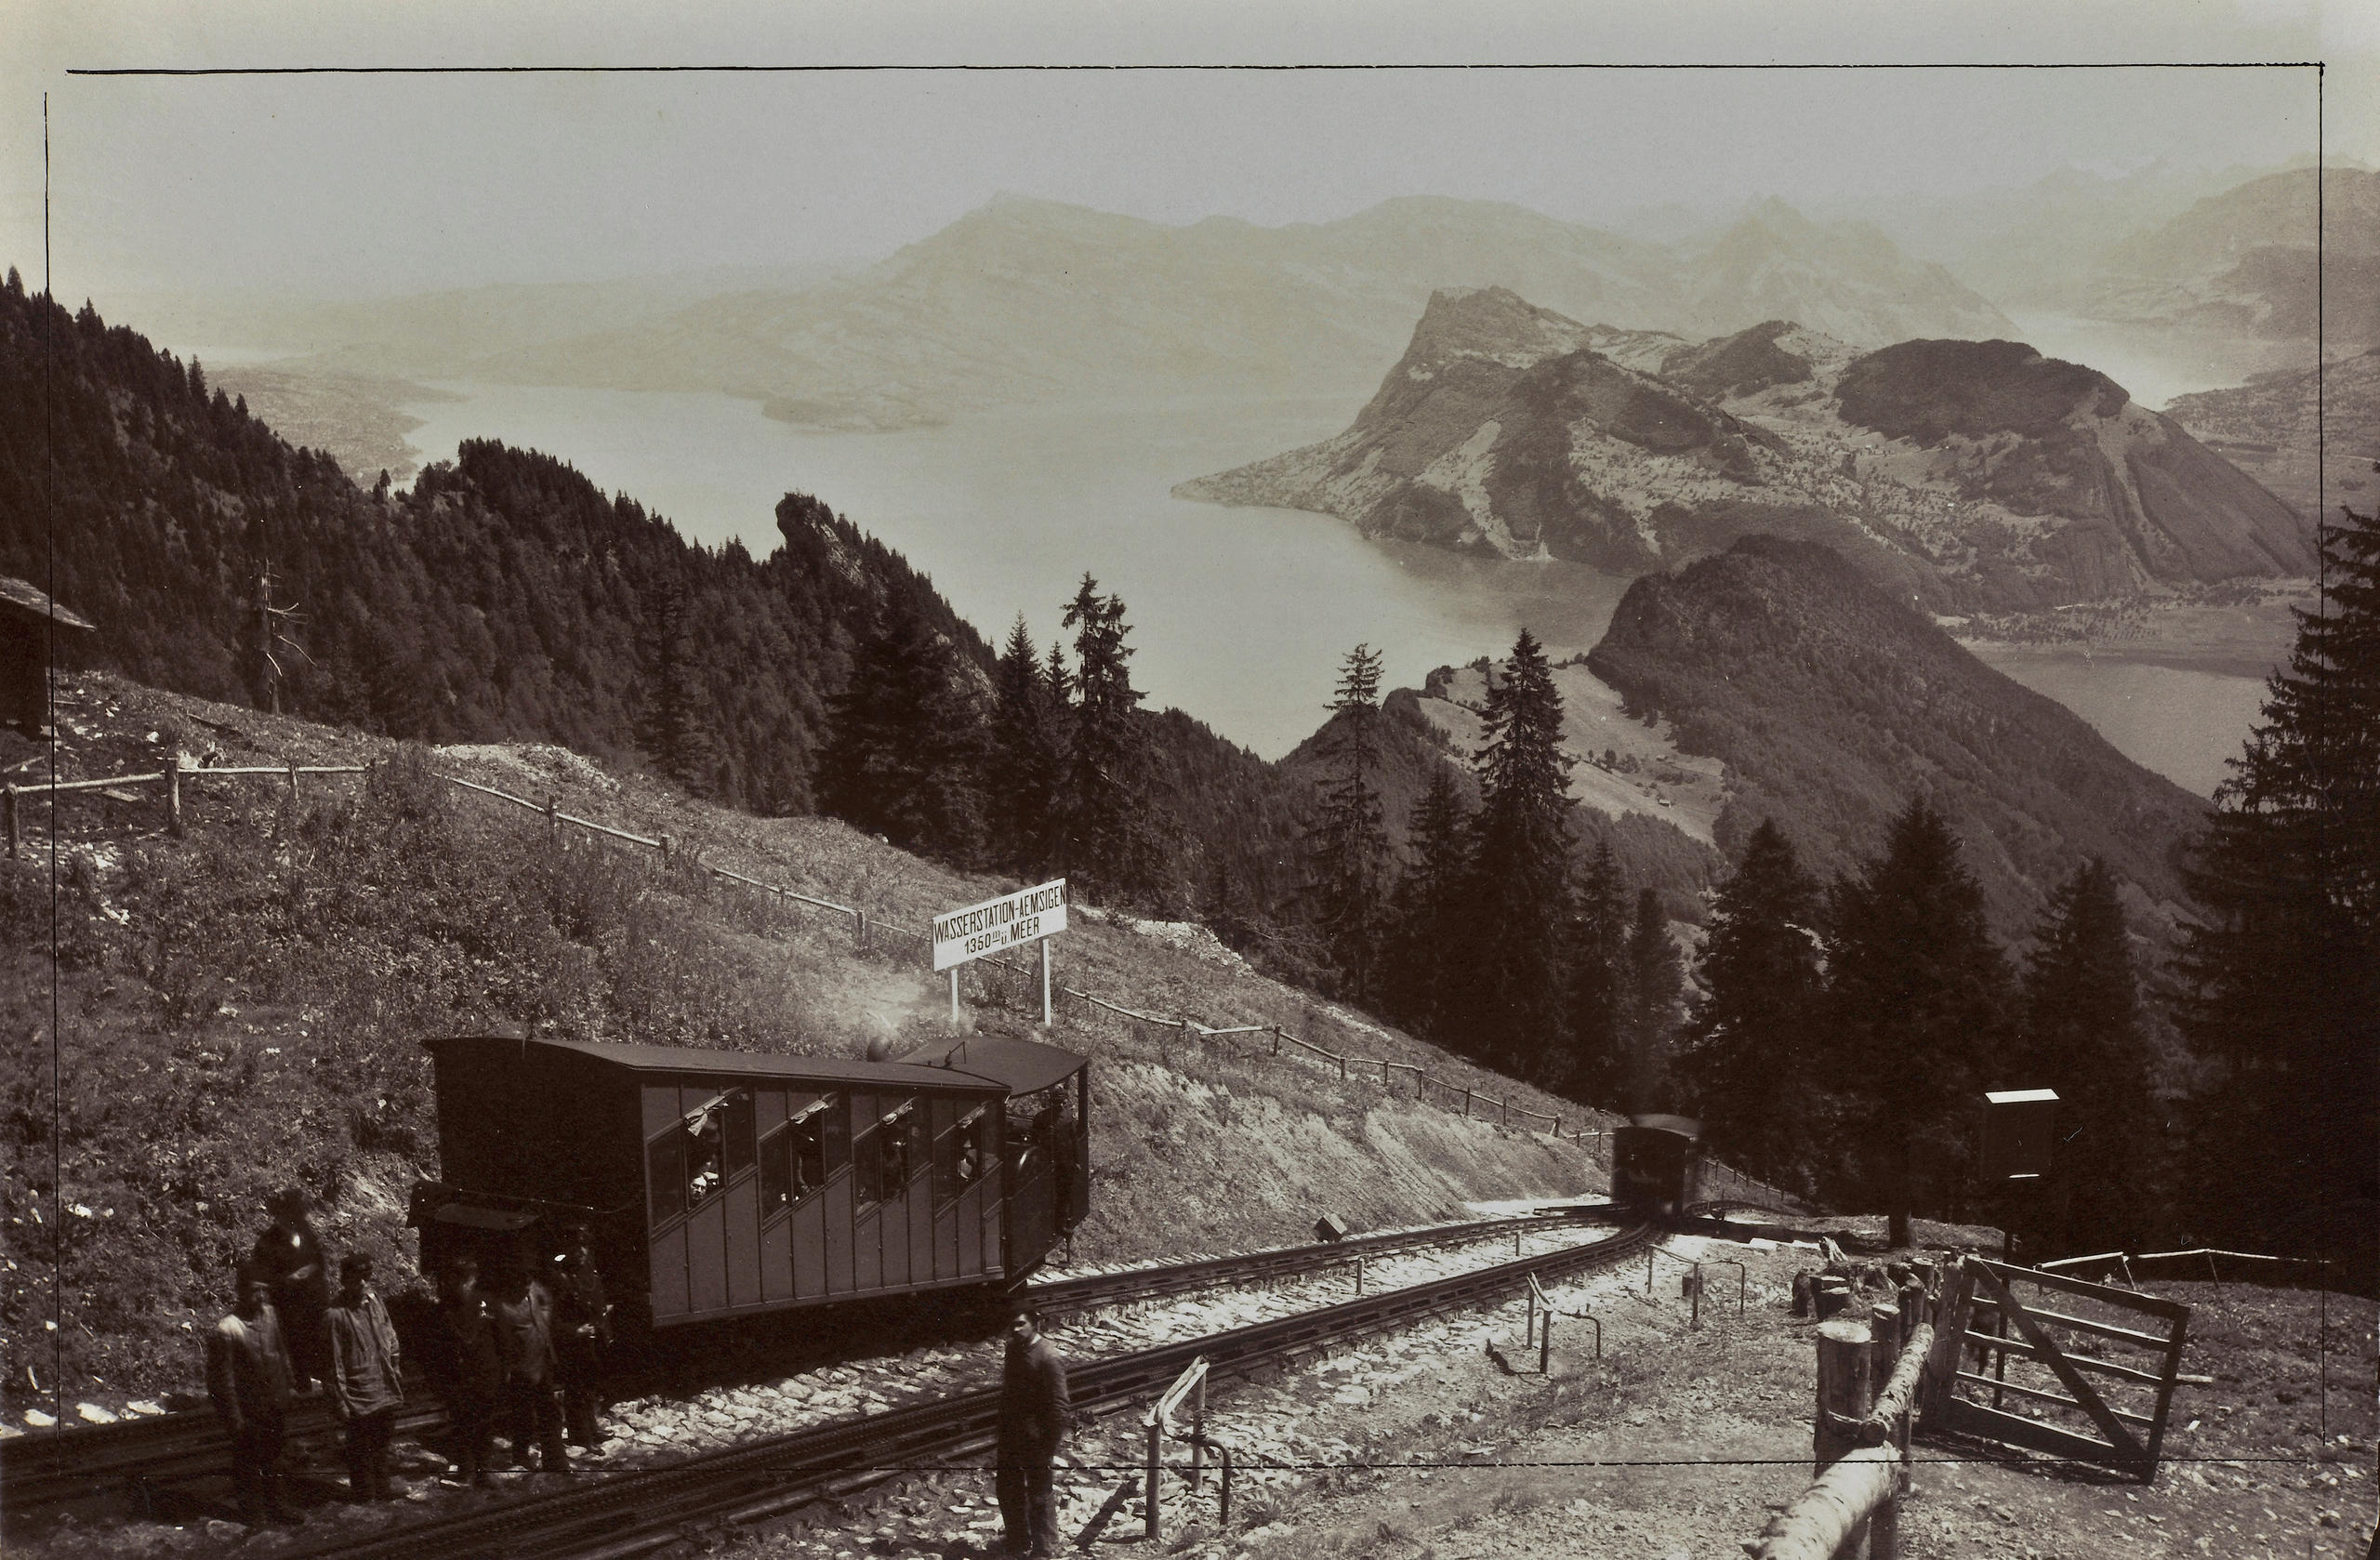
1144;1415;1162;1541
546;795;559;842
3;784;15;858
167;763;183;836
286;761;298;800
1814;1318;1878;1553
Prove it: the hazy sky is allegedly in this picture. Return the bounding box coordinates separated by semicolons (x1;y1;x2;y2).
3;0;2373;300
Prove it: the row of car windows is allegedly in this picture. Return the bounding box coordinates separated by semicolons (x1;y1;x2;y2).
645;1089;996;1227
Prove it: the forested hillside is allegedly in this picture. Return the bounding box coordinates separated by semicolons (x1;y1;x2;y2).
0;277;1326;928
0;276;991;815
1589;535;2209;939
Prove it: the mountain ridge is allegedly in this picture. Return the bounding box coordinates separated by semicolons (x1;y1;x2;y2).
1176;287;2314;610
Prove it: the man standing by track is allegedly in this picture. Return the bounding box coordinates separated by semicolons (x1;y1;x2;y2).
552;1223;614;1454
325;1253;406;1501
996;1305;1070;1557
249;1186;332;1396
205;1266;305;1527
425;1256;504;1488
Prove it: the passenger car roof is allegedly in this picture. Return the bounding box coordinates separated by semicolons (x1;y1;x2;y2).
424;1035;1005;1092
424;1034;1088;1096
897;1034;1089;1095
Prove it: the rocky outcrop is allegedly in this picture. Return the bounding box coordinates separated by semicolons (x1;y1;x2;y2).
1182;293;2318;609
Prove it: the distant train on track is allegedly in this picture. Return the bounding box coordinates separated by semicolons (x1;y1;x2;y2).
407;1033;1091;1337
1610;1114;1705;1220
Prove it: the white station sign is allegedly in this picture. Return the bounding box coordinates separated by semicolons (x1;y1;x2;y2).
932;878;1068;972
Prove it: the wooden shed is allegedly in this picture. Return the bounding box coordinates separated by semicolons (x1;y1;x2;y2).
0;576;96;734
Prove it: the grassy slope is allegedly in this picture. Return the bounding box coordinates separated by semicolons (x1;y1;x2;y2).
2;671;1615;1411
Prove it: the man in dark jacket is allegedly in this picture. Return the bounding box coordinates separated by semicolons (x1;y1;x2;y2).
249;1185;332;1395
491;1263;571;1474
551;1223;613;1452
425;1256;504;1487
206;1267;304;1527
325;1253;406;1501
996;1306;1070;1557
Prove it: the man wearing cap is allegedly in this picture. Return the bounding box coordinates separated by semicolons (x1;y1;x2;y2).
325;1253;406;1501
206;1266;304;1527
551;1224;614;1453
996;1306;1070;1557
249;1185;332;1395
425;1256;504;1488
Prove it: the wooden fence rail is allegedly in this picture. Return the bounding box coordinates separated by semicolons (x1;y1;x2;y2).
12;752;1805;1207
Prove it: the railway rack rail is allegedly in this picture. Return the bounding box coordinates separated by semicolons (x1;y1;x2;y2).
0;1206;1630;1528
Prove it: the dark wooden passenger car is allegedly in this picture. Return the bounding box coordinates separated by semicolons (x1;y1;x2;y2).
409;1033;1090;1332
1611;1114;1705;1220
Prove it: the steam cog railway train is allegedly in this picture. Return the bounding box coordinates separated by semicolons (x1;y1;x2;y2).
406;1033;1090;1335
1609;1114;1706;1220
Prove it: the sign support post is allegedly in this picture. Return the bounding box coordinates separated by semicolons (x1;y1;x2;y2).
950;967;962;1031
1039;936;1052;1026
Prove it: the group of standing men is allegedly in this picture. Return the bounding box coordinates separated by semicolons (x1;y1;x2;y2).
205;1186;1072;1553
204;1186;611;1527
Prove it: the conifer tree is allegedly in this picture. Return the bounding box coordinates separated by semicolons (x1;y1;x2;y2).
1826;796;2015;1248
2021;857;2160;1250
1059;574;1157;901
1307;644;1394;1003
987;616;1067;875
1618;888;1685;1111
2176;475;2380;1263
1567;837;1628;1103
1382;766;1472;1038
815;591;987;860
1454;630;1575;1079
1681;819;1825;1191
637;577;718;795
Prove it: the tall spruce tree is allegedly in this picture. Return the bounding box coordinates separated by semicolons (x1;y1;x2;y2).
2176;477;2380;1268
987;616;1068;875
815;592;988;862
2021;857;2161;1251
1826;796;2015;1248
1383;766;1472;1039
1059;574;1157;901
1681;819;1826;1194
1567;837;1628;1103
1307;644;1395;1003
1455;630;1575;1080
637;577;719;795
1618;888;1686;1112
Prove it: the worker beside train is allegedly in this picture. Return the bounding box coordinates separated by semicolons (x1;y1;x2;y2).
205;1266;306;1528
997;1305;1072;1558
490;1259;574;1476
423;1255;505;1488
552;1222;615;1455
248;1186;333;1397
324;1253;407;1502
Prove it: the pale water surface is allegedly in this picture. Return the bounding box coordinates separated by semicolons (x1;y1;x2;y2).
399;385;1633;759
1966;649;2269;800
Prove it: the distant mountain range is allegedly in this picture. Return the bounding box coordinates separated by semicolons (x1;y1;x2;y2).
124;194;2010;436
2075;167;2380;346
1177;286;2313;610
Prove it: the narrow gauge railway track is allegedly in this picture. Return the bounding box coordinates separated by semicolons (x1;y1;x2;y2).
1;1209;1606;1527
288;1220;1673;1560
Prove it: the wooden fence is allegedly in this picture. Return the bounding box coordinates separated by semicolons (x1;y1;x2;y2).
1747;1263;1941;1559
6;752;1807;1208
